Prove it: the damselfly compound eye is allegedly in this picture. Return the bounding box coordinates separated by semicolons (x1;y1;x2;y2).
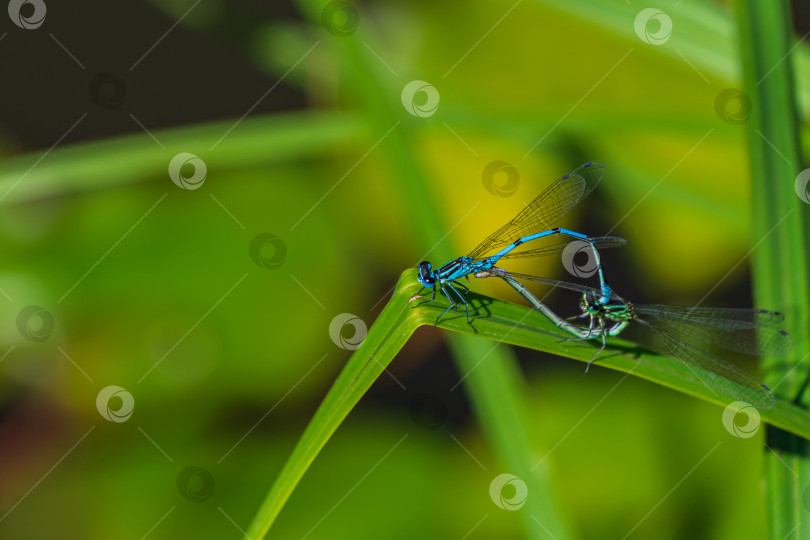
417;261;435;285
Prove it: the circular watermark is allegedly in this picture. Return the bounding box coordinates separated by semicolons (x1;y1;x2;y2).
634;8;672;45
721;401;760;438
401;80;440;118
482;161;519;198
88;73;127;109
562;240;599;278
329;313;366;350
714;88;752;125
96;385;135;423
168;153;207;190
177;466;215;502
321;1;359;37
249;233;287;270
409;393;448;430
489;473;527;511
8;0;46;29
794;168;810;204
16;305;53;342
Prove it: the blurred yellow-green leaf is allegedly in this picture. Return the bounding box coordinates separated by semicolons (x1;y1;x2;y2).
2;1;808;539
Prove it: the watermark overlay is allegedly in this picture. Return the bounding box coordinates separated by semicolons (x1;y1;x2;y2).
249;233;287;270
409;393;448;430
177;466;215;502
96;385;135;423
8;0;46;29
482;161;519;197
88;73;127;109
489;473;527;511
802;485;810;513
714;88;752;125
329;313;366;350
16;305;53;342
794;168;810;204
401;80;440;118
562;240;600;278
634;8;672;45
321;1;359;37
721;401;760;438
168;153;207;190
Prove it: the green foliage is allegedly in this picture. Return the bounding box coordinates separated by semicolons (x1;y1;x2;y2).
6;1;810;538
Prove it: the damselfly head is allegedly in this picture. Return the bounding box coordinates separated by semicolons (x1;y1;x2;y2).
417;261;436;286
581;291;600;314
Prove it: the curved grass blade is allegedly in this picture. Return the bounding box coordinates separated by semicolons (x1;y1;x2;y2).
246;271;810;539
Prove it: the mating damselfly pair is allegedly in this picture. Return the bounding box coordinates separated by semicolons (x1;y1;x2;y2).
414;161;791;410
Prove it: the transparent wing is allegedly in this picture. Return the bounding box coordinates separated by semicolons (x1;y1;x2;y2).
636;318;775;410
635;306;792;357
634;305;785;327
467;161;604;259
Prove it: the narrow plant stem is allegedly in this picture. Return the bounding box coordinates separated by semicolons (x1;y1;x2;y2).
735;1;810;537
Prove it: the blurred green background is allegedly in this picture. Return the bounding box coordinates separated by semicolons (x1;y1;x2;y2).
0;0;808;538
